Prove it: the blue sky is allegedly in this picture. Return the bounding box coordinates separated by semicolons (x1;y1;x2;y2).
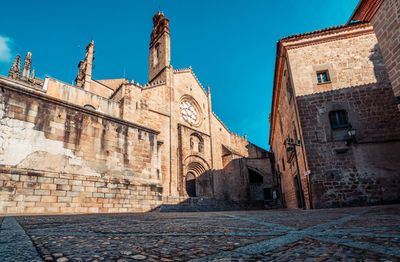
0;0;359;149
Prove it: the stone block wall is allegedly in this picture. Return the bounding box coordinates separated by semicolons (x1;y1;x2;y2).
269;58;310;209
197;156;274;203
0;78;162;214
0;167;162;214
371;0;400;105
45;77;120;117
270;23;400;209
297;82;400;208
287;24;400;208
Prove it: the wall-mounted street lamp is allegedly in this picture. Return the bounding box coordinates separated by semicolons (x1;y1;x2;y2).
345;128;357;146
285;136;306;209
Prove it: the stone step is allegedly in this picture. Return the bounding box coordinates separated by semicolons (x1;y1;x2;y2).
158;198;266;212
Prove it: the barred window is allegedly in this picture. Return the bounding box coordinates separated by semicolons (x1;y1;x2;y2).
329;110;350;129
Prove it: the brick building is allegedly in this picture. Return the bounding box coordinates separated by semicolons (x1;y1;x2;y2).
0;12;277;214
269;22;400;209
349;0;400;110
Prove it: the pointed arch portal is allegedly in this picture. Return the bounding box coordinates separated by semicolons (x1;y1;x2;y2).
182;155;210;197
185;172;196;197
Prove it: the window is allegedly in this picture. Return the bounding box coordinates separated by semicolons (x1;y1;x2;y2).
84;104;95;110
279;114;284;135
286;146;295;163
281;158;286;171
317;71;330;84
248;169;263;183
264;188;272;201
190;133;203;153
154;44;160;66
286;75;293;102
329;110;350;129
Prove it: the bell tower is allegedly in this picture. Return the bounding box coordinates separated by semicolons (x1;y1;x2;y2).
149;11;170;82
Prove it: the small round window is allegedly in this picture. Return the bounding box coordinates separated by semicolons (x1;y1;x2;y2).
180;101;198;124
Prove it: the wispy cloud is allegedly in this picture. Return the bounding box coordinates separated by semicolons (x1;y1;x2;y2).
0;35;12;63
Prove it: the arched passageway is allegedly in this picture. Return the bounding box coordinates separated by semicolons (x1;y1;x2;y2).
185;172;196;197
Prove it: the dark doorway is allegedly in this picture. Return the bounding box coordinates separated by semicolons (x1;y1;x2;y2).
264;188;272;201
249;169;263;183
185;172;196;197
248;168;264;201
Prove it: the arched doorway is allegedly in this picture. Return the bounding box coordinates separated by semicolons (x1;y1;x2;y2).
248;168;264;201
185;172;196;197
182;157;209;197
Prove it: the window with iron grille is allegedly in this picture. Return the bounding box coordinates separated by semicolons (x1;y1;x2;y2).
329;110;350;129
286;147;295;163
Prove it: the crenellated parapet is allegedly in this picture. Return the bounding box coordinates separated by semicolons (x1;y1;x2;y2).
212;112;247;142
143;80;166;89
173;67;192;73
122;80;167;89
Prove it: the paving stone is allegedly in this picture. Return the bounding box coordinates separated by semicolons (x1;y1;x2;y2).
131;254;147;260
0;205;398;261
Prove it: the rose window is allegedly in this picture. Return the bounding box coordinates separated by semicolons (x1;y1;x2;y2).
180;101;198;124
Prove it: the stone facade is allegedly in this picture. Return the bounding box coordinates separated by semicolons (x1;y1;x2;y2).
269;22;400;209
0;12;275;214
349;0;400;109
0;77;162;213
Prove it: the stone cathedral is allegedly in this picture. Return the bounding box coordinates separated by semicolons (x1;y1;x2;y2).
0;12;276;214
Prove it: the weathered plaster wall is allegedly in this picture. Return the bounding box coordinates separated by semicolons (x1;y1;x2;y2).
0;80;162;214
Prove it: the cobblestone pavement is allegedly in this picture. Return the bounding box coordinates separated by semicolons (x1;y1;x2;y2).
0;204;400;261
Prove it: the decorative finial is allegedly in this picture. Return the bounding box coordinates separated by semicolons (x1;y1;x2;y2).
8;55;21;79
22;52;32;79
29;68;35;81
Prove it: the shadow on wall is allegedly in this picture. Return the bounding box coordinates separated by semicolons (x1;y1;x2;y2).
295;44;400;209
156;150;283;212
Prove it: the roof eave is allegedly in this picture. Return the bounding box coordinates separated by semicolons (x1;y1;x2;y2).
268;41;285;146
347;0;383;24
